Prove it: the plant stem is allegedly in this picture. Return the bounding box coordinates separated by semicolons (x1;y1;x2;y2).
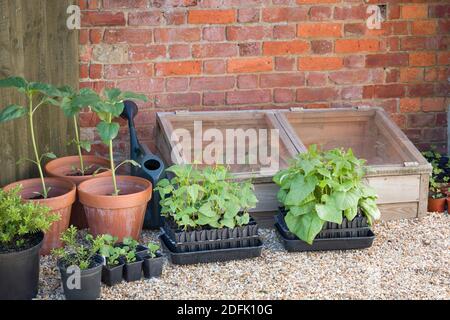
73;116;85;175
108;113;119;196
28;93;48;198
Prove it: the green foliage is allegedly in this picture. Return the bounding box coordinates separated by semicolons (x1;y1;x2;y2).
274;145;381;245
99;236;140;265
422;147;449;199
147;242;160;258
156;165;258;230
0;186;59;246
52;227;108;270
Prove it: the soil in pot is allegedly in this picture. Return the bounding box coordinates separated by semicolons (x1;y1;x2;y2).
78;176;152;241
428;197;446;213
123;256;143;282
142;253;164;279
0;232;44;300
58;254;104;300
3;178;76;255
45;156;111;229
102;261;124;287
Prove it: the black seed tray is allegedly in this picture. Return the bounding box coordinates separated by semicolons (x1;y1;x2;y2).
159;233;263;265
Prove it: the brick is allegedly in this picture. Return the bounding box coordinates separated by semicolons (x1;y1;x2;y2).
438;20;450;35
275;57;295;71
237;75;258;89
103;0;147;9
400;98;421;113
299;57;343;71
104;29;153;44
226;90;271;105
90;29;103;44
309;6;332;21
436;112;448;126
117;78;164;93
391;21;408;35
203;92;225;106
155;61;201;76
274;89;295;103
429;5;450;19
386;69;399;83
166;78;189;92
273;25;296;40
151;0;197;8
311;40;332;54
423;128;446;142
363;84;405;99
239;43;261;56
169;44;191;59
188;10;235;24
190;76;235;91
81;12;126;27
227;57;273;73
307;73;327;86
408;84;435;97
424;68;438;82
389;5;400;20
238;8;259;23
296;87;339;102
104;63;153;79
128;45;166;61
437;52;450;65
203;27;225;42
92;44;127;64
423;98;446;112
156;93;201;108
226;26;267;41
193;43;237;58
344;55;365;69
163;10;186;25
333;5;367;20
297;23;342;38
80;30;89;45
407;113;435;128
344;23;365;36
409;52;436;67
263;41;309;55
154;28;201;43
203;60;226;74
80;64;89;79
260;73;305;88
335;39;379;53
329;70;370;85
400;68;423;83
412;21;437;35
262;7;308;23
129;11;161;26
297;0;338;3
401;5;428;19
341;86;363;100
365;53;408;68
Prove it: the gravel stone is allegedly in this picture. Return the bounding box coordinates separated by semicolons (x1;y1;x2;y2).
36;213;450;300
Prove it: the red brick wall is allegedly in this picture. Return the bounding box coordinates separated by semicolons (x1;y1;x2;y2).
78;0;449;158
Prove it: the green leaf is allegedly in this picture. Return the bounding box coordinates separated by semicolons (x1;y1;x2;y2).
28;82;62;97
41;152;57;160
121;92;148;102
79;140;92;152
332;190;360;211
359;198;381;224
186;185;200;203
0;105;27;123
109;102;125;118
315;199;342;224
344;206;358;221
284;175;317;206
285;211;324;245
220;217;235;228
96;121;119;143
199;203;215;218
105;88;122;101
0;77;27;89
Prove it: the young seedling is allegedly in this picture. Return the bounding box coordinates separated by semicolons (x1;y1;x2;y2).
88;88;147;195
147;242;160;259
0;77;63;198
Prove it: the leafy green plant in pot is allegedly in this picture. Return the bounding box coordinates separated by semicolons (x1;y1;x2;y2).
52;226;106;300
427;163;447;213
156;165;259;253
273;145;381;245
45;87;111;229
119;238;143;283
142;242;164;279
76;88;152;241
99;234;125;287
0;77;77;255
0;186;59;300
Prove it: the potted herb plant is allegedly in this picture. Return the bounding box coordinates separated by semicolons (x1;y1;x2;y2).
45;87;111;229
142;242;164;279
156;165;262;264
99;235;125;287
0;77;76;255
273;145;380;251
122;243;143;283
428;165;447;213
77;88;152;241
0;187;59;300
52;226;106;300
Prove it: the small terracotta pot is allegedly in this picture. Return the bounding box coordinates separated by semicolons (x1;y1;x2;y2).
78;176;152;242
427;197;446;213
45;156;110;229
3;178;76;255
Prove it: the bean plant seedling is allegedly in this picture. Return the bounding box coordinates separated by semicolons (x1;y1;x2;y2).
147;242;160;258
274;145;381;245
0;77;63;198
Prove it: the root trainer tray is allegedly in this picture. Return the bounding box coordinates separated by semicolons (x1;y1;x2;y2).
159;233;263;265
275;212;375;252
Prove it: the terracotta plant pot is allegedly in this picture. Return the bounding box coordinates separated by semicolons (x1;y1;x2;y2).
428;197;446;213
3;178;76;255
45;156;110;229
78;176;152;241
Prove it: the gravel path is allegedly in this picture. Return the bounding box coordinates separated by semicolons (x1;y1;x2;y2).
37;213;449;300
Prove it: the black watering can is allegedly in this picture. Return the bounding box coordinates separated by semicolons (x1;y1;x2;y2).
121;101;165;229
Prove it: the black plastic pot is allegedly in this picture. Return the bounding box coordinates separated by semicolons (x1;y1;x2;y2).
123;256;143;282
160;233;263;265
102;262;124;287
142;253;164;279
58;255;104;300
162;217;260;253
0;232;43;300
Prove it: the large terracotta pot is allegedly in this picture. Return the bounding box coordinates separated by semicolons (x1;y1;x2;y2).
45;156;110;229
78;176;152;242
428;197;446;213
3;178;76;255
